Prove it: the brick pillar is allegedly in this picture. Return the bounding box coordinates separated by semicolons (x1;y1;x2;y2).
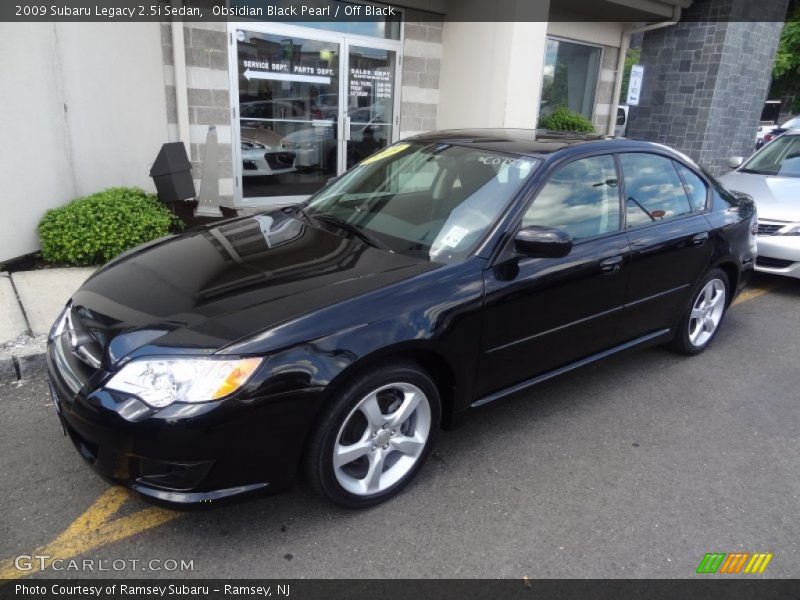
626;0;788;175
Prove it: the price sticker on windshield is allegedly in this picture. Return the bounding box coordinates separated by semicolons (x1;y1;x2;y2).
360;143;411;166
439;225;470;248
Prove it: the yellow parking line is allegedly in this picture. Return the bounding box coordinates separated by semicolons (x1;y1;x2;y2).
0;487;180;580
733;283;780;306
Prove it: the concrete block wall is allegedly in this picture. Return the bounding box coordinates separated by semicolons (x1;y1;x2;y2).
161;22;234;208
400;12;443;138
626;0;788;175
594;45;619;132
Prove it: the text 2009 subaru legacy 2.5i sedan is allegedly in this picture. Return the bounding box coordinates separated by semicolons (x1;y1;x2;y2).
47;131;756;508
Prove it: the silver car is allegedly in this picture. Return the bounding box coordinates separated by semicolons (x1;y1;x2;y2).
721;131;800;278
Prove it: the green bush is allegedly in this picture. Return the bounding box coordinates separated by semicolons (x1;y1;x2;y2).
538;106;596;133
38;187;182;266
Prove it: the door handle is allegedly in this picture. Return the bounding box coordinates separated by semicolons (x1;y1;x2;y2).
343;116;352;142
600;255;624;274
691;232;709;245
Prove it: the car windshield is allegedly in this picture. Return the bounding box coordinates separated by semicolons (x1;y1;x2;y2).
304;142;539;263
781;115;800;129
741;135;800;177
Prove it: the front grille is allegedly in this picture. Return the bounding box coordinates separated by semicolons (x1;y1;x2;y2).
757;256;796;269
265;151;296;169
757;222;787;235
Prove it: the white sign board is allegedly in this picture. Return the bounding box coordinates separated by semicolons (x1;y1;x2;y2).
627;65;644;106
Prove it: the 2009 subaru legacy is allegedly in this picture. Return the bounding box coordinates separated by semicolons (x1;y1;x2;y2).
47;130;756;508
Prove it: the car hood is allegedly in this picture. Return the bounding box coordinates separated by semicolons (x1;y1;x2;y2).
71;211;437;364
719;171;800;222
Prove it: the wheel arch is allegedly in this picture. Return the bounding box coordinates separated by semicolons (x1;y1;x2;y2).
713;260;739;305
321;344;460;430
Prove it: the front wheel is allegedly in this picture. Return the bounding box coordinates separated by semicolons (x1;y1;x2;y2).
305;363;441;508
669;268;730;355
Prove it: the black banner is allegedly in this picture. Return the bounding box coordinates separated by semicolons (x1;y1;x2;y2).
0;0;791;23
2;580;800;600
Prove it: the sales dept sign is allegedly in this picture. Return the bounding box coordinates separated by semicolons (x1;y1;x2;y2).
627;64;644;106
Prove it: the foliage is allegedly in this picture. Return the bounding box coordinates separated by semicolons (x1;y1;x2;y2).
621;48;641;101
538;106;596;133
38;187;182;266
770;2;800;111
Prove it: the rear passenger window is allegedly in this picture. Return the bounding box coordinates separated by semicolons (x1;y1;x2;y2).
675;163;709;211
523;155;621;241
619;153;693;229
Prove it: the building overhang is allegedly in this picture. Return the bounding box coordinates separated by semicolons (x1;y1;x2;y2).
549;0;691;22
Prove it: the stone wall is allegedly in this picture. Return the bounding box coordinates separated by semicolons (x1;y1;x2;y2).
626;0;788;175
594;45;620;132
161;22;234;208
400;12;443;138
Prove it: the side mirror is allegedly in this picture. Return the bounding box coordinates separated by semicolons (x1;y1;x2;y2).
514;226;573;258
727;156;744;169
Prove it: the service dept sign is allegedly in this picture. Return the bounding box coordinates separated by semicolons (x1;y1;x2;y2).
627;64;644;106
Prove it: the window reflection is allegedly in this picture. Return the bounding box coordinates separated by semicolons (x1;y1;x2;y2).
619;154;693;228
675;163;708;211
523;155;621;240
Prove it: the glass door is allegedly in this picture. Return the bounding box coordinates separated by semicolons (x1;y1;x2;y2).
235;29;342;201
231;26;400;205
345;45;397;170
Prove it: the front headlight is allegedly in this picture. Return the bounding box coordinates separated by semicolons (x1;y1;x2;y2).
778;224;800;235
106;357;263;408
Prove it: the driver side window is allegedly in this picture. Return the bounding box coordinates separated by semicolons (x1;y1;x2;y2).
522;154;622;241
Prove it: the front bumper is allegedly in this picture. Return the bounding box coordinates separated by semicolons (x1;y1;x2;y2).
46;334;324;505
756;235;800;278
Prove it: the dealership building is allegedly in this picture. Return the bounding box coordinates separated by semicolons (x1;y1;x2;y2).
0;0;788;261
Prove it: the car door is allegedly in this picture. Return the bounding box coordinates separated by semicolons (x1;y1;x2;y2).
476;154;632;400
616;152;714;342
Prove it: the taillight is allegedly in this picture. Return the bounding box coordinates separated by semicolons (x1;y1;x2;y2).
764;133;774;142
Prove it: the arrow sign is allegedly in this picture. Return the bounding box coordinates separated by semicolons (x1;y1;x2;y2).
243;68;331;85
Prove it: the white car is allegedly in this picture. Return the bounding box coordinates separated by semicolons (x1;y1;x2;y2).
720;131;800;278
241;138;296;177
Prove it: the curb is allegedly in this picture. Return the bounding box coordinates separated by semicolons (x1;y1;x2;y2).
0;335;47;384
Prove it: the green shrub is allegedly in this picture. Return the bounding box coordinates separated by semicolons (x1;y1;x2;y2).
38;187;183;266
538;106;596;133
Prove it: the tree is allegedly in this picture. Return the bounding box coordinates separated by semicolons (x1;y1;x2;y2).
770;1;800;111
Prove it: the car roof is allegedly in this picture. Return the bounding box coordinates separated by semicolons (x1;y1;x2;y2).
404;128;661;157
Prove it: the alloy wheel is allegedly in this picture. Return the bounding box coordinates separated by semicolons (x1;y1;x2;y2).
688;278;726;347
333;382;431;496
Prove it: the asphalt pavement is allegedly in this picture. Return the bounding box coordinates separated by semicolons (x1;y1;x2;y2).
1;273;798;579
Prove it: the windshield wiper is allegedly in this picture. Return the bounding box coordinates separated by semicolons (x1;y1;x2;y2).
284;204;315;223
313;214;391;251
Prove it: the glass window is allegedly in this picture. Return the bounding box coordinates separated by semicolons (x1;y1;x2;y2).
675;163;708;211
619;153;693;228
740;134;800;177
307;143;539;263
522;155;621;241
237;31;340;198
540;38;602;120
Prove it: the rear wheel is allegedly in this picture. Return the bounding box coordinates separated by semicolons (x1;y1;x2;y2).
669;268;730;355
305;362;441;508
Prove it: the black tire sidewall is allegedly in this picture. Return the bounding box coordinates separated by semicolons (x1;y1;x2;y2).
308;363;441;508
672;268;730;355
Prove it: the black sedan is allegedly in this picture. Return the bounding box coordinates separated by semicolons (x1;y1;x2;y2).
47;130;757;508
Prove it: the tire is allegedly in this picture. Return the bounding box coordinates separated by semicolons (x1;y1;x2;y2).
305;362;441;508
668;268;730;355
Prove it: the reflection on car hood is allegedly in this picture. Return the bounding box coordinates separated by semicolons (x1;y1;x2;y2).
719;171;800;222
72;212;436;363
